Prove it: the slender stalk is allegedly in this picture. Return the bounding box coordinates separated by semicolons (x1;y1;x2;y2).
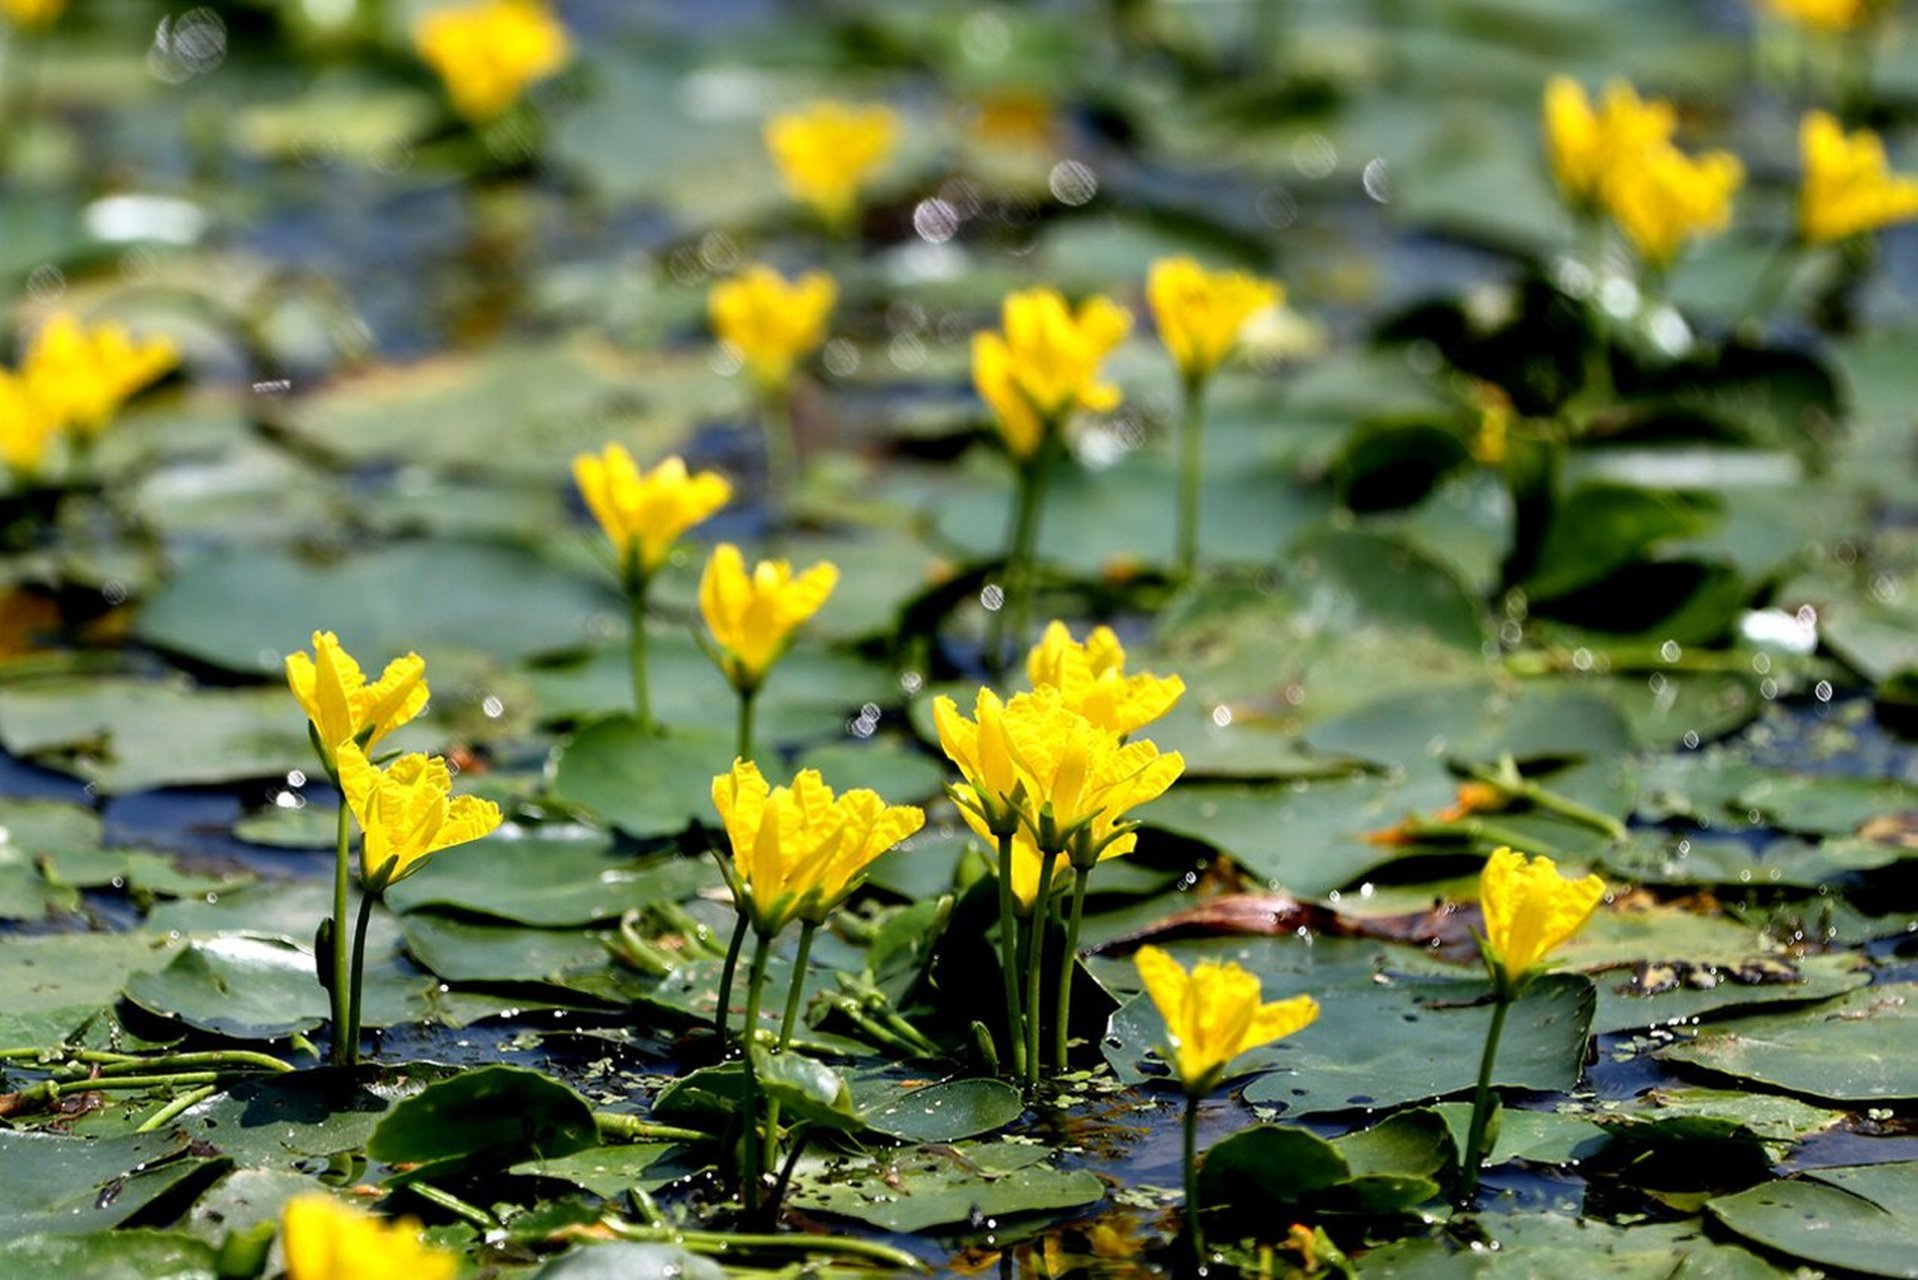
1734;236;1801;337
344;887;379;1069
738;931;774;1215
600;1216;928;1271
627;573;653;730
594;1112;713;1144
1184;1093;1206;1266
767;1123;811;1219
1053;875;1090;1069
329;797;351;1067
91;1050;290;1076
1175;375;1208;580
1457;992;1513;1208
713;910;749;1044
993;832;1028;1079
736;686;758;762
762;920;818;1172
761;386;799;514
991;426;1060;677
406;1181;499;1231
1023;852;1060;1088
135;1085;217;1133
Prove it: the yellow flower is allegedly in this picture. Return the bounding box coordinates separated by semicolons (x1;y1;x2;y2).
1468;382;1512;467
281;1193;456;1280
698;543;838;692
0;0;64;28
1477;846;1606;993
709;265;837;394
766;101;900;230
285;631;430;768
0;371;60;480
337;743;502;889
1798;111;1918;245
1026;620;1184;736
1757;0;1872;30
1146;257;1281;385
939;686;1182;865
1542;77;1677;209
573;447;731;580
973;288;1131;461
413;0;569;123
21;314;177;438
1134;944;1319;1093
711;758;925;934
1603;141;1744;269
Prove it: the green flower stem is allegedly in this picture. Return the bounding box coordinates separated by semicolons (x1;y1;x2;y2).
762;920;819;1173
1175;374;1209;581
594;1112;714;1144
736;685;759;762
8;1071;242;1114
626;569;654;730
329;797;352;1068
600;1215;929;1271
992;427;1062;677
1023;851;1060;1089
1183;1092;1205;1266
1466;764;1627;842
713;910;750;1043
738;931;774;1215
761;385;799;514
135;1084;218;1133
993;832;1027;1080
406;1181;500;1231
90;1050;291;1076
344;886;379;1070
1457;989;1513;1208
1053;873;1091;1069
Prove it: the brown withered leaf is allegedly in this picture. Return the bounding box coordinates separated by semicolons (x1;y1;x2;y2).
1089;893;1478;955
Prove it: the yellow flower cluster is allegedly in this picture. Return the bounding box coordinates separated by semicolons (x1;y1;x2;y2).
1147;257;1281;386
1756;0;1872;30
937;624;1183;906
286;632;497;886
573;447;731;581
1134;945;1319;1093
1543;77;1742;268
1799;111;1918;245
699;543;838;692
710;266;837;394
766;101;900;231
711;759;926;936
1477;846;1606;994
413;0;570;123
281;1193;456;1280
1;314;177;481
973;287;1131;462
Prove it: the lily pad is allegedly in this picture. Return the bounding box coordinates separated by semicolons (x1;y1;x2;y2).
862;1078;1026;1143
786;1139;1105;1232
366;1065;601;1178
0;1130;226;1242
1657;983;1918;1104
548;719;735;838
1709;1161;1918;1279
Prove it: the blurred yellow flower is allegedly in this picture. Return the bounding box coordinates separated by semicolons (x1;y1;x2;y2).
413;0;569;123
1135;944;1318;1092
0;371;59;480
1542;77;1676;209
709;265;836;394
1026;620;1184;736
698;543;838;691
285;631;429;768
573;446;731;580
1799;111;1918;245
1147;257;1281;385
0;0;63;28
337;743;502;889
1477;846;1605;993
972;287;1131;461
281;1193;456;1280
766;100;900;231
1757;0;1871;30
711;758;925;934
1468;382;1512;466
21;314;176;438
1603;141;1744;269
